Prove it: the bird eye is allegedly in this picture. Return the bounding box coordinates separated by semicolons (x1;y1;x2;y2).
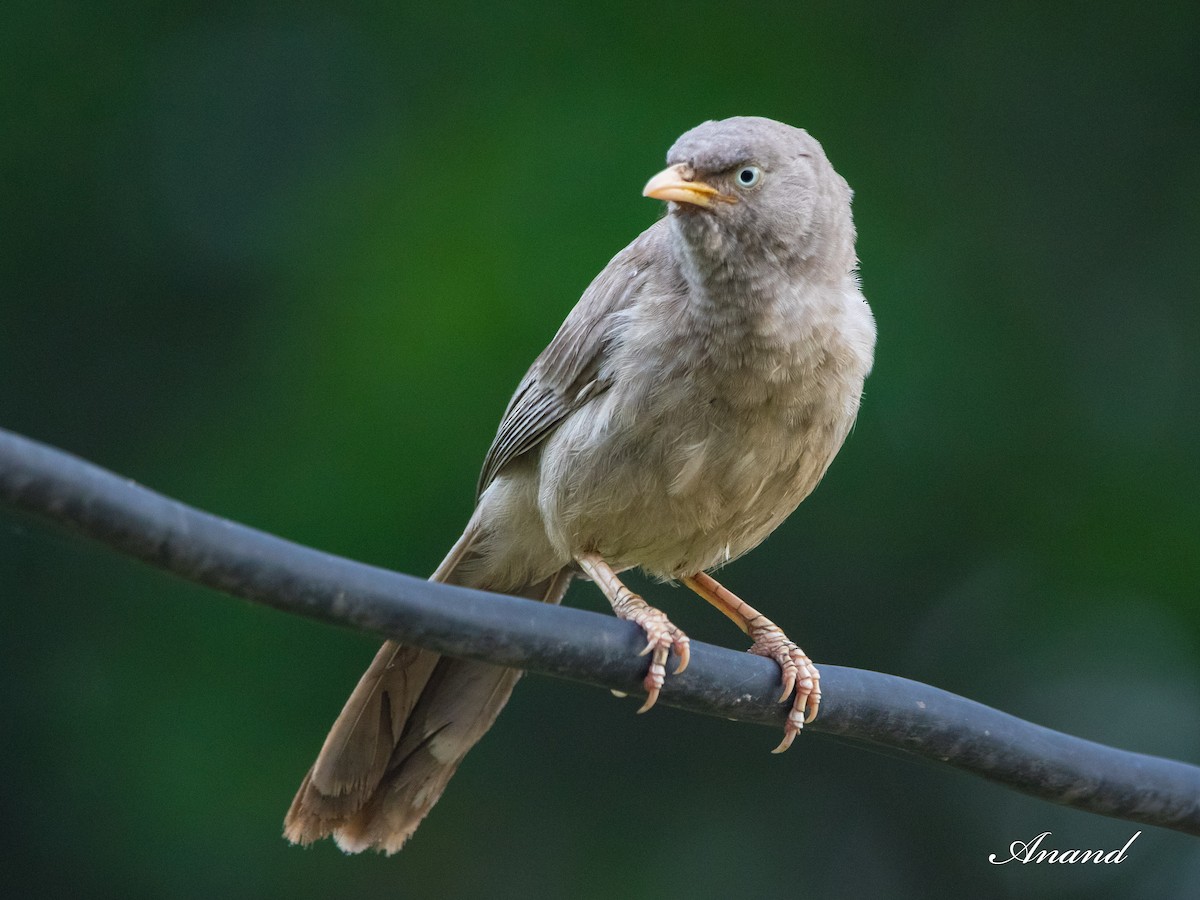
736;166;762;188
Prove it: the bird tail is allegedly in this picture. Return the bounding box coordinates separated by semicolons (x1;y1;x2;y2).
282;522;572;854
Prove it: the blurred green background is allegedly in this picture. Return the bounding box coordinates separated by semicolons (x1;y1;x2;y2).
3;2;1198;897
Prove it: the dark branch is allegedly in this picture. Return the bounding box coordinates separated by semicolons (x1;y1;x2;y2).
2;426;1199;836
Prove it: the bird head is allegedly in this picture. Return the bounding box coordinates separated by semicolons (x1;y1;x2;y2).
644;116;857;284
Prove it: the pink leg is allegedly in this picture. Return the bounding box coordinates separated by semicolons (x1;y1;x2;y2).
682;571;820;753
576;552;691;713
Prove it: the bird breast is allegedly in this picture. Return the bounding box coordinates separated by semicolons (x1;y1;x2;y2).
537;279;875;579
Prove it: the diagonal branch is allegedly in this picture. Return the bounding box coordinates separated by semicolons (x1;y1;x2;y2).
1;426;1198;836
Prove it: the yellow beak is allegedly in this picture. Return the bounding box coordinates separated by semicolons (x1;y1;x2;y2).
642;164;724;208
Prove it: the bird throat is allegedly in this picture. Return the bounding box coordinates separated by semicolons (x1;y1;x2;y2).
669;212;785;329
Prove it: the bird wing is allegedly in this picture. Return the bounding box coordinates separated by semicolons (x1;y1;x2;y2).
476;219;669;497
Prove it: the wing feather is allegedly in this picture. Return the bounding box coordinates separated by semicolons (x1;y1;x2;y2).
475;220;670;496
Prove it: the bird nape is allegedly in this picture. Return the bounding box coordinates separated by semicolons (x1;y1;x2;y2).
284;115;876;854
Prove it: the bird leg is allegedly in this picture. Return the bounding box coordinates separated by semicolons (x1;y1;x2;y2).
682;571;820;753
576;552;691;713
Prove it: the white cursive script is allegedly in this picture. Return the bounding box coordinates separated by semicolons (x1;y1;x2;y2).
988;831;1141;865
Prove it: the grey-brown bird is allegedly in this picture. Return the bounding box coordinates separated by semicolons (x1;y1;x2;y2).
284;116;876;854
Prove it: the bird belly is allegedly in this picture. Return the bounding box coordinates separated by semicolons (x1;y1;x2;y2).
536;362;859;579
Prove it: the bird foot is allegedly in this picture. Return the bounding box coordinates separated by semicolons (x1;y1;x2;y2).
748;623;821;753
612;588;691;713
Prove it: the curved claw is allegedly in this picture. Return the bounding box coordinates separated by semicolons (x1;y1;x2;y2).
804;684;823;724
637;642;669;713
750;628;821;752
772;708;807;754
674;640;691;675
615;598;690;714
778;665;797;703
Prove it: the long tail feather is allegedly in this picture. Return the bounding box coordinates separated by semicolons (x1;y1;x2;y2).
283;524;571;852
